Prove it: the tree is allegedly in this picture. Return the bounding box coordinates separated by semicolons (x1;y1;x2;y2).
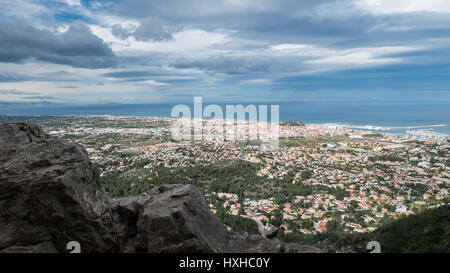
301;170;313;180
326;220;343;232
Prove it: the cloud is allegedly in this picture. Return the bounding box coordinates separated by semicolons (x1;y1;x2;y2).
168;44;420;76
140;80;169;87
1;0;450;103
239;79;271;85
65;0;81;6
111;24;133;40
112;17;174;42
101;0;450;59
0;73;27;82
102;70;161;78
270;44;419;66
0;20;117;68
355;0;450;14
172;55;271;74
0;89;40;95
111;0;335;21
0;0;50;23
21;96;57;100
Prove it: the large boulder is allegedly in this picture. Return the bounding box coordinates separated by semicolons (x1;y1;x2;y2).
112;184;228;253
0;123;118;252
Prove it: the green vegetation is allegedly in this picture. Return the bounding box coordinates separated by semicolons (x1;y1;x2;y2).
215;208;259;234
284;205;450;253
281;120;304;126
61;134;85;140
363;205;449;253
102;159;265;198
102;159;350;203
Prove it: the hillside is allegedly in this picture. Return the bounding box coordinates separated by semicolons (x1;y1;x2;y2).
362;205;449;253
284;205;449;253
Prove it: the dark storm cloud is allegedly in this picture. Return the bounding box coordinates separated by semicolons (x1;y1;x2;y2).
0;20;117;68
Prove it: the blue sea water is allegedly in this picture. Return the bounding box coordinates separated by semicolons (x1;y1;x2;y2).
1;101;449;135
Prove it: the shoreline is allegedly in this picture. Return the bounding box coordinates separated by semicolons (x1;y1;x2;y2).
1;113;449;137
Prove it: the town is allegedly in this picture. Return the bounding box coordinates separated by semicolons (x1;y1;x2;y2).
2;115;448;251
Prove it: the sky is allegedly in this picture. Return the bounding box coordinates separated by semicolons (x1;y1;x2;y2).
0;0;450;104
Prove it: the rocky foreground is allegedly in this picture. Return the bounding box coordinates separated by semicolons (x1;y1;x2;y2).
0;123;321;253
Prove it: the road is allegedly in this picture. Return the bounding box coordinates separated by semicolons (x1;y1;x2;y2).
241;215;266;237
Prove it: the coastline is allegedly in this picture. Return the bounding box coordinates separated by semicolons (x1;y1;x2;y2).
1;100;450;135
1;113;449;139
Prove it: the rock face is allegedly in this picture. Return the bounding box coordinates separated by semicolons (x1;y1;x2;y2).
0;123;228;253
226;232;322;253
112;185;228;253
0;123;321;253
226;232;282;253
0;123;118;252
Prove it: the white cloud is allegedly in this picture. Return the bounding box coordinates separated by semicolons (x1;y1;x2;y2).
0;0;50;23
355;0;450;13
65;0;81;6
270;44;419;66
240;79;271;85
140;80;169;87
90;24;231;56
307;52;397;65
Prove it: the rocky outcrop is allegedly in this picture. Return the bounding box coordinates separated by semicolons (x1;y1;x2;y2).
0;123;229;253
226;232;282;253
0;123;117;252
0;123;321;253
111;184;228;253
226;232;322;253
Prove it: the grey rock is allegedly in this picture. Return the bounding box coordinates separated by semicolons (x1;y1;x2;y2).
225;232;322;253
284;243;323;253
0;123;118;253
226;232;282;253
112;184;228;253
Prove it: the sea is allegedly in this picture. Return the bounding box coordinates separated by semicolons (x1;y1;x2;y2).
1;101;449;135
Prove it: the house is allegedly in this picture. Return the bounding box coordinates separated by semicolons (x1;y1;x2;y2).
283;214;296;220
301;214;311;220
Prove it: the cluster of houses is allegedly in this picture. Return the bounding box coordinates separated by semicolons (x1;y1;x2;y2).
57;116;449;235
